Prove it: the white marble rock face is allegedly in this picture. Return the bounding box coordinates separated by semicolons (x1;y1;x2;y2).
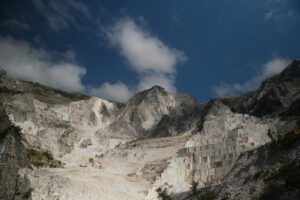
3;95;275;200
0;61;299;200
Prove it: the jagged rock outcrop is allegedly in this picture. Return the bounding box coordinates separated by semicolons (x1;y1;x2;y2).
0;59;299;200
96;86;203;139
220;59;300;117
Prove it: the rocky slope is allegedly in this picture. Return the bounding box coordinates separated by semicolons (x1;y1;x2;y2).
214;130;300;200
220;59;300;117
0;59;299;200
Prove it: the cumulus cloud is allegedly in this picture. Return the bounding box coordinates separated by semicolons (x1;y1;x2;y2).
0;36;86;92
106;18;186;74
92;17;186;102
90;82;133;103
213;57;290;97
0;16;187;103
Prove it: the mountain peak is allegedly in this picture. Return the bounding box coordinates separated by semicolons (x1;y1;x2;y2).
144;85;168;94
126;85;168;106
279;58;300;78
148;85;166;91
220;59;300;117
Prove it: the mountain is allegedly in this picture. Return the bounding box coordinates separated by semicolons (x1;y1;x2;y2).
220;58;300;117
100;85;203;139
0;59;299;200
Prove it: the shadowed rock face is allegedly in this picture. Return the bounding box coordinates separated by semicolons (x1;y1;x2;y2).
0;111;31;200
213;131;300;200
220;59;300;117
0;59;299;200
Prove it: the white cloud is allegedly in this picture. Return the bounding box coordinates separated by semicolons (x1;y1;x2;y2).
0;16;187;103
90;82;133;103
0;36;86;92
262;57;289;77
31;0;91;32
106;18;186;74
213;57;290;97
91;17;186;102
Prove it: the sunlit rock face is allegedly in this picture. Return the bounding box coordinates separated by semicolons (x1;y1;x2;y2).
4;93;120;157
0;59;299;200
96;85;203;139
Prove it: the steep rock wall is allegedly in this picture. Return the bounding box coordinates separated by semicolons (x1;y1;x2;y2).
146;102;273;199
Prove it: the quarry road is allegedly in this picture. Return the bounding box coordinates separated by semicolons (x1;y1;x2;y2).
32;126;150;200
27;123;190;200
28;166;149;200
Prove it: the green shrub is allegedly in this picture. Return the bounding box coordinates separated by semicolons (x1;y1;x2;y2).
156;187;172;200
27;148;62;168
22;188;33;199
192;181;198;194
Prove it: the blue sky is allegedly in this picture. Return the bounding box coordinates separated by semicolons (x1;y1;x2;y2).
0;0;299;103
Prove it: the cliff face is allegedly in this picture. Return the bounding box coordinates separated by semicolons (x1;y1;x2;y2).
220;59;300;117
0;111;31;200
0;59;299;200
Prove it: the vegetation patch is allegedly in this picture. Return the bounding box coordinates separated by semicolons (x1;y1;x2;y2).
190;182;217;200
27;148;63;168
256;160;300;200
0;127;9;144
156;187;172;200
271;129;300;150
0;124;22;144
191;181;198;194
22;188;33;199
196;189;217;200
26;81;89;105
88;158;94;164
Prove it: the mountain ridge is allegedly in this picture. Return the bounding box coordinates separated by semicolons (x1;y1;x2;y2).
0;59;299;200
